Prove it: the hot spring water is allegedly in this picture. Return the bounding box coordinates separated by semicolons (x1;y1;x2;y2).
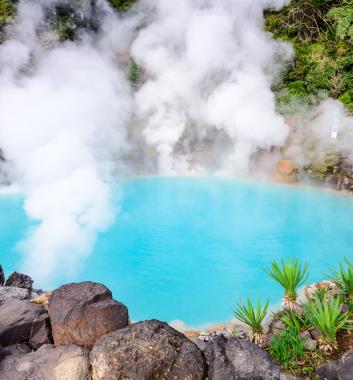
1;178;353;326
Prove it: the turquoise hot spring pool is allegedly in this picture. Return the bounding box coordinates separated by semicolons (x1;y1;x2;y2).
1;178;353;327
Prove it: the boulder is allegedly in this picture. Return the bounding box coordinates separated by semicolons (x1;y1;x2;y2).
0;265;4;286
207;335;283;380
48;281;128;349
0;343;90;380
317;349;353;380
0;286;29;304
90;319;207;380
5;272;33;290
0;298;47;347
29;313;53;349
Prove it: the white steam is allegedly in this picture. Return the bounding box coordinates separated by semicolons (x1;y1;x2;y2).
0;0;132;285
0;0;318;285
131;0;291;174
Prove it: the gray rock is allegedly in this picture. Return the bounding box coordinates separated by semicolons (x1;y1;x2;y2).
207;335;283;380
0;343;31;361
270;319;286;335
0;286;29;304
300;331;317;351
5;272;33;290
0;265;4;286
90;319;207;380
29;313;53;349
309;328;320;340
48;281;128;349
0;343;90;380
317;349;353;380
0;298;47;347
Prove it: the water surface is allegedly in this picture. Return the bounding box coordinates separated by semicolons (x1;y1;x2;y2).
1;178;353;326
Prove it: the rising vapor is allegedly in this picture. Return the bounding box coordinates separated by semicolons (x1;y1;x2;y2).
0;0;302;285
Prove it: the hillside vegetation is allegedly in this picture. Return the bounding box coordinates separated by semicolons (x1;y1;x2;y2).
265;0;353;113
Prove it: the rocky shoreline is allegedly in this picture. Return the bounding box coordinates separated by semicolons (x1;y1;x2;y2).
0;267;352;379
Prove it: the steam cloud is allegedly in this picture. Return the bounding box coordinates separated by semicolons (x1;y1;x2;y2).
132;0;291;174
2;0;342;285
0;0;132;285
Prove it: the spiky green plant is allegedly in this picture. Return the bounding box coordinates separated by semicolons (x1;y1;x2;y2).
304;295;352;352
328;257;353;301
280;309;310;334
234;297;269;345
266;258;309;311
270;328;305;368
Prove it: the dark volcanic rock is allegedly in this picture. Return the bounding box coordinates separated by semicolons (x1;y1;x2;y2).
317;349;353;380
90;319;207;380
207;335;282;380
0;265;4;286
0;286;29;304
0;299;46;347
48;281;128;349
0;344;90;380
5;272;33;290
29;313;53;349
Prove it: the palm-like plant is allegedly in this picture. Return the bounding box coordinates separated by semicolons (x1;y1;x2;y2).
328;257;353;301
234;297;269;345
304;295;352;352
266;258;309;312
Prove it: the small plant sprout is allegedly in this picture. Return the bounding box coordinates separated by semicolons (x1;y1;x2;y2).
266;258;309;312
328;257;353;301
234;297;269;345
304;295;352;353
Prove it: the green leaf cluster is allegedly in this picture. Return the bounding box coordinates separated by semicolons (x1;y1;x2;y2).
304;295;352;346
265;0;353;112
265;258;309;302
108;0;135;12
234;297;269;335
0;0;15;27
328;257;353;300
270;328;305;367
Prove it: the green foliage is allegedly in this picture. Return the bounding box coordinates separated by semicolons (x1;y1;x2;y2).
270;328;305;368
265;0;353;112
234;297;269;335
280;309;311;333
127;58;142;83
266;258;309;302
328;5;353;42
108;0;135;12
304;295;352;349
52;16;76;41
0;0;15;26
328;257;353;300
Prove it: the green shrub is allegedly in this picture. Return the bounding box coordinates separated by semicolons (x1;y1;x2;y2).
108;0;135;12
127;58;142;83
304;294;352;352
266;258;309;310
265;0;353;113
234;297;269;344
328;257;353;301
0;0;15;26
328;5;353;42
280;309;311;334
270;328;305;368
